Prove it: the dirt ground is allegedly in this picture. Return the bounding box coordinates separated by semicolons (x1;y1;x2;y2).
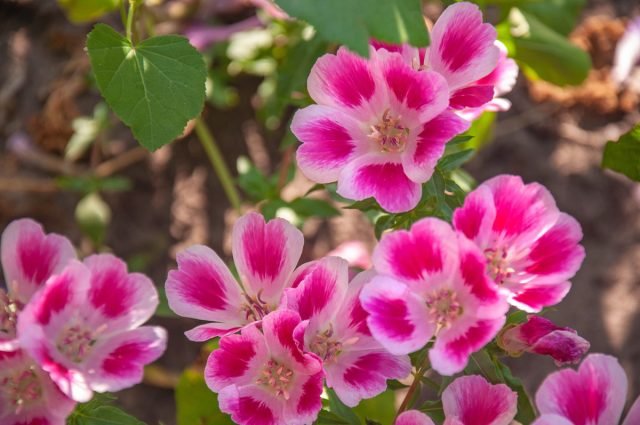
1;0;640;423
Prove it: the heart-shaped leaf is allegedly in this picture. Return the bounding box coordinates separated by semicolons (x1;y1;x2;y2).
87;24;207;150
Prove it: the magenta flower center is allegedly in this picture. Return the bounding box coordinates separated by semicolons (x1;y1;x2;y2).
56;324;96;363
484;248;514;285
309;327;343;363
0;290;19;340
256;359;294;400
1;367;43;413
426;289;463;329
369;110;409;153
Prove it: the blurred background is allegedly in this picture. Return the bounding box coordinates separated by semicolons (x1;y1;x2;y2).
1;0;639;423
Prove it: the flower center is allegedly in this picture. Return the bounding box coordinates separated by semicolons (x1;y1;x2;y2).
56;324;95;363
241;291;271;322
485;248;514;285
0;290;20;340
256;359;294;400
309;327;342;363
1;367;43;413
426;289;462;330
369;110;409;153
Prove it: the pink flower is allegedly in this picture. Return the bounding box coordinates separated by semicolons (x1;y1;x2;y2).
360;218;508;375
498;315;590;366
533;353;640;425
612;17;640;85
0;350;75;425
291;46;469;213
165;212;304;341
453;175;585;312
1;219;76;351
327;241;372;271
205;310;323;425
396;375;517;425
285;258;411;406
17;256;167;402
456;41;519;122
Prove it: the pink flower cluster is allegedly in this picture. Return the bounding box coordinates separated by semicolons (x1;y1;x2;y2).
0;219;167;425
166;172;586;425
292;2;518;213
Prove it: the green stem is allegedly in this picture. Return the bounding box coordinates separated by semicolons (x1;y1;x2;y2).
397;355;431;416
194;118;242;213
126;0;138;43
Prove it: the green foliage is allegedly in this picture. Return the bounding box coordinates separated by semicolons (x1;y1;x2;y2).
75;192;111;247
58;0;120;23
86;24;207;150
465;112;496;150
520;0;586;36
353;390;396;424
498;8;590;86
274;0;429;57
65;103;110;162
602;125;640;181
56;175;132;193
68;393;145;425
326;388;362;425
175;367;234;425
495;362;537;423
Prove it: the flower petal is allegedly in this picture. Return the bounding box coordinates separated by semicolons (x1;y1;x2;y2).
442;375;517;425
184;322;242;342
87;326;167;393
622;396;640;425
402;111;470;183
395;410;436;425
232;213;304;304
291;105;361;183
284;370;324;424
205;324;268;392
218;385;279;425
449;85;495;109
84;254;158;331
428;2;499;90
535;353;628;425
262;310;321;373
165;245;244;324
360;275;434;355
509;281;572;313
532;415;575;425
333;270;376;338
452;184;496;246
1;218;76;304
337;154;421;213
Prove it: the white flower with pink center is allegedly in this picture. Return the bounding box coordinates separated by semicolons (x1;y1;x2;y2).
395;375;517;425
291;45;469;213
533;354;640;425
165;212;304;341
205;310;323;425
453;175;585;313
0;219;76;352
17;256;167;402
361;218;508;375
0;350;75;425
284;258;411;406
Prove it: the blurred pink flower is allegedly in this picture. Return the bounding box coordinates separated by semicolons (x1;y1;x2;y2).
0;218;76;351
361;218;508;375
0;350;76;425
292;46;468;213
17;257;167;402
184;16;262;51
453;175;585;313
612;17;640;85
205;310;323;425
327;241;372;270
498;315;589;366
285;260;410;406
533;353;640;425
396;410;435;425
165;212;303;341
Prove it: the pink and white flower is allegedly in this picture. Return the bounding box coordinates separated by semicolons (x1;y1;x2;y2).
205;309;323;425
533;353;640;425
291;46;469;213
361;218;508;375
17;256;167;402
453;175;585;313
0;219;76;352
285;258;411;406
395;375;517;425
165;212;304;341
498;315;590;366
0;350;75;425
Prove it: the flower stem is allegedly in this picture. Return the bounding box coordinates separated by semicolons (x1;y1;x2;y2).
126;0;140;43
397;355;431;416
194;117;242;213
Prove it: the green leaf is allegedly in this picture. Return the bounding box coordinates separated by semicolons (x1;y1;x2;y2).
496;362;537;423
327;388;362;425
499;9;591;86
437;149;475;172
289;198;340;218
58;0;120;23
175;367;234;425
521;0;586;36
602;124;640;181
315;410;352;425
274;0;429;57
465;111;496;150
68;395;145;425
86;24;207;150
353;390;396;424
344;198;381;212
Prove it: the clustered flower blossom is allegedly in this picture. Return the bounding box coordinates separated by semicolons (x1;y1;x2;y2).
292;2;518;213
0;219;167;424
